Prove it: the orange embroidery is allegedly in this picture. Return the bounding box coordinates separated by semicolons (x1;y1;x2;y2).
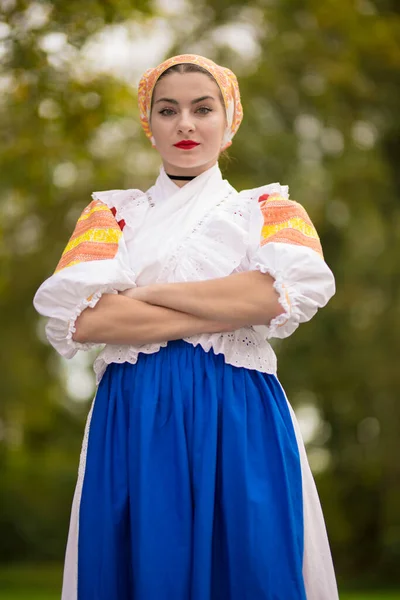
72;209;118;238
258;194;323;257
55;200;122;273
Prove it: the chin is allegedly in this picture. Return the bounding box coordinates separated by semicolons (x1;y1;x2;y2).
165;153;218;173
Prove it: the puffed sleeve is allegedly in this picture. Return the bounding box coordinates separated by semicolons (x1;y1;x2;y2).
247;187;335;339
33;195;136;358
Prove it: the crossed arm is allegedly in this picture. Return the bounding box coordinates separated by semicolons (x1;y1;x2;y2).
73;271;284;346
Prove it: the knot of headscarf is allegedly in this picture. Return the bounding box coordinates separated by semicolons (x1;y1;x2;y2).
138;54;243;150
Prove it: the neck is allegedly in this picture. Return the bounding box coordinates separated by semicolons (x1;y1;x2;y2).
162;161;218;187
167;173;197;182
168;176;190;188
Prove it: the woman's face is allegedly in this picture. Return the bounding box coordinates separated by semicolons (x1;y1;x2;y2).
150;72;227;177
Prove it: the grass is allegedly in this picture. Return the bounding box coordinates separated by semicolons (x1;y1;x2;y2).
0;564;399;599
0;564;62;600
0;594;59;600
340;595;400;600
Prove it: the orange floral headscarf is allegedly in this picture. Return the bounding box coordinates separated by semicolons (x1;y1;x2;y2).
138;54;243;150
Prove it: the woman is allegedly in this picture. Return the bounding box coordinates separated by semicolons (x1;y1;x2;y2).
34;54;339;600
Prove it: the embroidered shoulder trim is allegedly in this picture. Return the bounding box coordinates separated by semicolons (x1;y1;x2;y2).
258;193;323;257
55;200;123;273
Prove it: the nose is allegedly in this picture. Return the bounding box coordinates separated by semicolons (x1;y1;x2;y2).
177;110;195;135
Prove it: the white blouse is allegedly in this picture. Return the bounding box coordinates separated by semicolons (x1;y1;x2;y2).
33;167;335;385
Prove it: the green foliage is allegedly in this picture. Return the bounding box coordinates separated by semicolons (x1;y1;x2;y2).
1;0;400;586
0;0;155;564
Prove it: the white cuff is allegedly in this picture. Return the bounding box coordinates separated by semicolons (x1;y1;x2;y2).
252;262;302;338
45;288;118;358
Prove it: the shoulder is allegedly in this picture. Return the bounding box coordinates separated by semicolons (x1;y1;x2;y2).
91;187;147;211
89;187;149;230
237;182;290;202
238;182;314;225
220;181;292;229
65;188;147;242
240;183;323;257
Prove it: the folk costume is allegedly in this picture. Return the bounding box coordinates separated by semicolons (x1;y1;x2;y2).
34;55;339;599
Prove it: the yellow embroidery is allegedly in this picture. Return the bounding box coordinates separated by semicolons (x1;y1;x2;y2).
62;228;122;255
262;217;319;241
54;199;122;273
258;194;323;257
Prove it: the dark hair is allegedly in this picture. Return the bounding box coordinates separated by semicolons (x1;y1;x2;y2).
151;63;225;110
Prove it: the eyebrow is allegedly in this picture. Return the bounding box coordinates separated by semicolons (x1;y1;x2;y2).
154;95;216;105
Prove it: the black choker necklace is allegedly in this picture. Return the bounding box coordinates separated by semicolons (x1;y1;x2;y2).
167;173;196;181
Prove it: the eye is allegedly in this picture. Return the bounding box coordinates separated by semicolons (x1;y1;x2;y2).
159;108;176;116
196;106;212;114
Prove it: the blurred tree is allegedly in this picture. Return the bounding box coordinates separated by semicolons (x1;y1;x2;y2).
1;0;399;585
0;0;155;562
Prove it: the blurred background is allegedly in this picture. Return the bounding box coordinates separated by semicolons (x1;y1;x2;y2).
1;0;400;598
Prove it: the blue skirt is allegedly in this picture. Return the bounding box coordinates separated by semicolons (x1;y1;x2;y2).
75;340;306;599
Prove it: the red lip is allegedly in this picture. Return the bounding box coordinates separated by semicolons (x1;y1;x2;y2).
174;140;200;150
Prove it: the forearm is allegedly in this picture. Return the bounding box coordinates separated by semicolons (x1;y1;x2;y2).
144;271;284;325
73;293;234;345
